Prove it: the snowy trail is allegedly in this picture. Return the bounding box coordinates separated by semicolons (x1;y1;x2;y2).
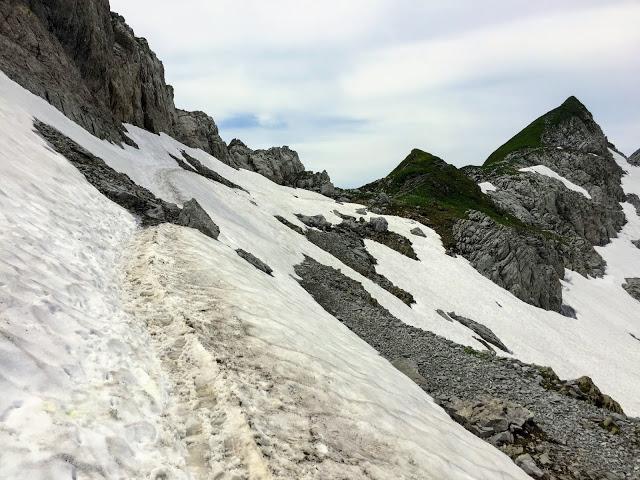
121;224;530;480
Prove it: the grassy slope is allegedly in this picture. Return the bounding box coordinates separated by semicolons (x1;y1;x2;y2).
360;149;529;249
484;96;589;167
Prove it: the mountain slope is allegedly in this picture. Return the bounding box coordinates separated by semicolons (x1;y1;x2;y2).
0;71;533;479
1;1;640;479
484;96;605;166
2;68;640;478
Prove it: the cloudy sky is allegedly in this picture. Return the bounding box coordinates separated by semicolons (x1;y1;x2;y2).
110;0;639;186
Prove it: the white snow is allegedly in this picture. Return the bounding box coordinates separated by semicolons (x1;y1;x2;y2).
2;66;640;478
0;80;191;478
479;181;497;193
519;164;592;199
0;72;530;478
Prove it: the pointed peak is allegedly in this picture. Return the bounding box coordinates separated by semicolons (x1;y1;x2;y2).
484;96;599;166
557;95;592;120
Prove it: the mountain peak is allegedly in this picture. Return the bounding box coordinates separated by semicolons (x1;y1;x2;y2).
484;96;602;166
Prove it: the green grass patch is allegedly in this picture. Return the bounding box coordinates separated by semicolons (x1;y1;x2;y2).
359;148;538;250
484;96;589;167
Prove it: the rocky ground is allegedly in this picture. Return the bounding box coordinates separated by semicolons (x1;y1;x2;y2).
295;256;640;480
35;121;220;239
294;213;416;305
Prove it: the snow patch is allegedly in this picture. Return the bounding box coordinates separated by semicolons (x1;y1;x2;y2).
519;165;592;199
479;181;497;193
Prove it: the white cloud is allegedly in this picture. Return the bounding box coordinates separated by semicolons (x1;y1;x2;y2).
109;0;640;186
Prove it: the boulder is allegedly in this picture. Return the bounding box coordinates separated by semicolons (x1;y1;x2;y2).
410;227;426;237
622;278;640;302
296;214;332;231
369;217;389;233
177;199;220;240
515;454;544;479
443;397;533;440
236;249;273;276
448;312;512;354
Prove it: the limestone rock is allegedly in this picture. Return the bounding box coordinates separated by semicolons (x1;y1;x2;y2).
448;312;512;353
622;278;640;302
443;397;534;440
176;199;220;240
369;217;389;233
228;139;334;193
236;249;273;276
175;110;229;161
296;214;332;231
515;454;544;479
453;211;563;311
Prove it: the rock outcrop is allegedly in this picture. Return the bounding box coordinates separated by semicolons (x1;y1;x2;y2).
453;211;564;311
628;147;640;166
174;109;229;162
236;249;273;276
176;199;220;240
228;139;335;193
0;0;334;193
0;0;226;151
34;120;219;239
622;278;640;302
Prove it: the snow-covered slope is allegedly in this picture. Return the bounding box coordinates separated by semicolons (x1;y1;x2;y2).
0;73;533;478
1;67;640;478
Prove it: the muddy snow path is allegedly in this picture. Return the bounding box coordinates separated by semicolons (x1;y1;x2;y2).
121;224;529;480
122;227;273;480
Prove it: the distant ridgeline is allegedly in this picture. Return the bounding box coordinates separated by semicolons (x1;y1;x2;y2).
353;97;627;313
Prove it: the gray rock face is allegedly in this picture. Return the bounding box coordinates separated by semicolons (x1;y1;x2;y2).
453;211;563;311
0;0;221;150
368;217;388;233
622;278;640;302
176;199;220;240
461;100;628;311
175;110;229;162
488;174;613;277
0;0;126;142
236;249;273;276
410;227;426;237
627;147;640;166
447;312;512;353
0;0;332;193
228;139;334;193
35;120;220;241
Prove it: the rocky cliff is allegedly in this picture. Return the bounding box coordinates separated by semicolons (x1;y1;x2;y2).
354;98;627;312
0;0;331;190
228;139;334;193
629;148;640;166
